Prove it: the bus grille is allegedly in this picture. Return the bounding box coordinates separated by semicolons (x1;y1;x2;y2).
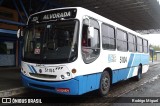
29;73;57;79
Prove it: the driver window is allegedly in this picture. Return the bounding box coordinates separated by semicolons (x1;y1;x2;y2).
81;18;100;63
82;25;91;47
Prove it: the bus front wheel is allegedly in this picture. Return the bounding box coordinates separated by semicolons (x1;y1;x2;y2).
99;71;110;96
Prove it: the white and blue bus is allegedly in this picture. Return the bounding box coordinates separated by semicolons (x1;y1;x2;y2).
19;7;149;96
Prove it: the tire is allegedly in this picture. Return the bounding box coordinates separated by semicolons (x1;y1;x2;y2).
135;65;142;81
99;71;110;96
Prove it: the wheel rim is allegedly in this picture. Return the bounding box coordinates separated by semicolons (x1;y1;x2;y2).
102;76;109;91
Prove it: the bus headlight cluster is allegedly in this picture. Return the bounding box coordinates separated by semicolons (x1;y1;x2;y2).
60;72;71;79
61;75;65;79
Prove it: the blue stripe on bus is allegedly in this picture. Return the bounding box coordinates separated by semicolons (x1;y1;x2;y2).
132;54;149;66
132;54;141;66
128;67;134;78
31;66;37;73
127;53;135;78
127;54;134;67
27;65;37;73
27;65;34;73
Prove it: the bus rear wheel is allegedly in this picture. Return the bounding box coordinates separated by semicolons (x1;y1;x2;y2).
99;71;110;96
135;65;142;81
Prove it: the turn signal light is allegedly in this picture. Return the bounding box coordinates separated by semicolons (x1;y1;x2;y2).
71;69;76;73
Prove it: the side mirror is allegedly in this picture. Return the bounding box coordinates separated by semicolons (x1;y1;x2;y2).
17;29;21;38
17;29;23;38
88;27;94;38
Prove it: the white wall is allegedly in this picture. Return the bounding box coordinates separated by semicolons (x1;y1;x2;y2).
157;53;160;61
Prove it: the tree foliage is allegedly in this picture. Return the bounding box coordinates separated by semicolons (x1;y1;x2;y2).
150;44;160;51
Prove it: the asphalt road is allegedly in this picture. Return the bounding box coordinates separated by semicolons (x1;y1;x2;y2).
3;63;160;106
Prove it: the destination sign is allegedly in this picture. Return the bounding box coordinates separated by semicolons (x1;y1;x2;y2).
29;9;77;23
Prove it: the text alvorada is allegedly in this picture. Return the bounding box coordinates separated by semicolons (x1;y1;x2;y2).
43;12;71;20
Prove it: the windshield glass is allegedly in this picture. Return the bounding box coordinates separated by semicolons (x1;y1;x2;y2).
23;20;78;64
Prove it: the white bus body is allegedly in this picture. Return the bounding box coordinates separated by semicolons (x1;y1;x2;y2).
21;7;149;95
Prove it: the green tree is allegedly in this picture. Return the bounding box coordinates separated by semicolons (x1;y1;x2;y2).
150;44;160;51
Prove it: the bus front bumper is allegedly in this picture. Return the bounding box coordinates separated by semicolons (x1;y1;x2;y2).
21;73;79;95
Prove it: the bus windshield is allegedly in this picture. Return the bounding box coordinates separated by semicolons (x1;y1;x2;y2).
23;20;78;64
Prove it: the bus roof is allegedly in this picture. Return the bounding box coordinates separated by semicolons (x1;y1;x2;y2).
28;7;147;41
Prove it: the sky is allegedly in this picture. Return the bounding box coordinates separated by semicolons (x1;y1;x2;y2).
142;34;160;46
157;0;160;4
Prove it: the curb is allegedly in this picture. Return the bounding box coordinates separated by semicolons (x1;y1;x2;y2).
0;87;27;98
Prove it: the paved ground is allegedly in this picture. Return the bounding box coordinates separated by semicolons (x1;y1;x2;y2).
0;67;28;97
112;75;160;106
0;67;21;91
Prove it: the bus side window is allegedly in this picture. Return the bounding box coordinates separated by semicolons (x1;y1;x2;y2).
128;33;136;52
137;37;143;53
117;29;128;51
143;39;148;53
101;23;116;50
81;18;100;63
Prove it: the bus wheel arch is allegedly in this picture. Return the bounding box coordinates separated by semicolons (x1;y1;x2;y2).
98;68;112;96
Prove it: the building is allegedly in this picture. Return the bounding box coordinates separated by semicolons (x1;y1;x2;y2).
0;7;20;67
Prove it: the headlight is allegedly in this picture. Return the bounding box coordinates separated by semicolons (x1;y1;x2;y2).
66;72;70;76
61;75;65;79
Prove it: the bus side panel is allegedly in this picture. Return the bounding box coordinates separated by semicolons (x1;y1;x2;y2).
131;54;149;75
112;53;149;84
112;53;134;83
77;73;101;94
141;54;149;65
130;54;140;67
112;53;140;84
132;54;149;66
112;70;119;83
112;68;132;84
